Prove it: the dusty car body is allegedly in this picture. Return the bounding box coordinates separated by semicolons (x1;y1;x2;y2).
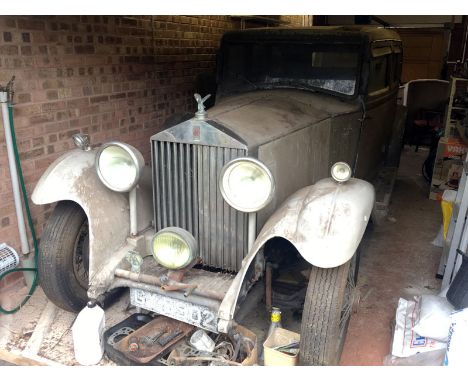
32;26;402;365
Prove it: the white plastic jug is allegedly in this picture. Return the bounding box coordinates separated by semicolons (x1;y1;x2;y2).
72;300;105;365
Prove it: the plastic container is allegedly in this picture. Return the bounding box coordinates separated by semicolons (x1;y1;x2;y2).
0;243;19;276
72;301;105;365
263;327;300;366
189;329;215;352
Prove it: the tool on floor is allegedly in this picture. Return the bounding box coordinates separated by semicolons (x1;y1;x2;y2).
157;329;182;347
273;341;300;356
166;327;257;366
114;316;193;364
103;313;161;366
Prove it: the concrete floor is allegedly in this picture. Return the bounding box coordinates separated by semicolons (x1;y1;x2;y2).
0;146;443;366
340;146;442;365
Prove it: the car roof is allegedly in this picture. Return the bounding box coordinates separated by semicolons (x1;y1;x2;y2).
221;25;401;44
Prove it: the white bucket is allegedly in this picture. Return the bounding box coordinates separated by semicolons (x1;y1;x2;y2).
72;301;105;365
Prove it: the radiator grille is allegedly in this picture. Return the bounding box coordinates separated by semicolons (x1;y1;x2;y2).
152;141;248;271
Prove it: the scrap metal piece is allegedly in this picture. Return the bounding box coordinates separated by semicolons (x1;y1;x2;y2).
157;329;183;347
107;327;135;346
114;316;193;364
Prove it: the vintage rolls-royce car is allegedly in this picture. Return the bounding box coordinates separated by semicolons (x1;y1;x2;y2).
32;26;402;365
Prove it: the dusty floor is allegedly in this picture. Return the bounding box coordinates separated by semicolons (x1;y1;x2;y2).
340;146;442;365
0;146;443;366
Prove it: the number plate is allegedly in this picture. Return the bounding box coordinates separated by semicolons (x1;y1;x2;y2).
130;288;218;333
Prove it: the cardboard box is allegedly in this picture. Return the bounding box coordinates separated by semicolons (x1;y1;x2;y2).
430;137;467;201
166;324;258;366
263;327;300;366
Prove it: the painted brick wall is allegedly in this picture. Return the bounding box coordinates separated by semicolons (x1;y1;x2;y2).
0;15;305;288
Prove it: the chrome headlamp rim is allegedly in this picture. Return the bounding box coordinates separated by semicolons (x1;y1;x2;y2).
151;227;198;270
331;161;352;183
219;156;275;213
95;141;144;193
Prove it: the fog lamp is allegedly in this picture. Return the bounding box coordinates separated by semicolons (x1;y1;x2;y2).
151;228;197;270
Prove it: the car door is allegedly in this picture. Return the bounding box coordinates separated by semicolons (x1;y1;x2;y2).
355;42;402;180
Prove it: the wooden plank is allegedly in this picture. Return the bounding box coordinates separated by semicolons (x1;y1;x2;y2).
0;349;61;366
23;301;58;357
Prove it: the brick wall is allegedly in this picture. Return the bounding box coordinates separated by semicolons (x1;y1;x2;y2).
0;15;304;288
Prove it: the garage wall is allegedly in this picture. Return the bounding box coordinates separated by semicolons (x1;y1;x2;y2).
396;28;450;82
0;15;304;287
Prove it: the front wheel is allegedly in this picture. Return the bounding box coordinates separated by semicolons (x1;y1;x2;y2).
299;255;358;365
38;201;89;312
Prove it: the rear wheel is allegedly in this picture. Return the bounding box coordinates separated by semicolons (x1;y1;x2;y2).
299;255;359;365
38;201;89;312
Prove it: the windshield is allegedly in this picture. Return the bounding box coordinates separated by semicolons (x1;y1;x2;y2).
220;42;361;97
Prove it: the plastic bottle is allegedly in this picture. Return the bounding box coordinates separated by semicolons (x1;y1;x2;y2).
72;300;105;365
267;307;283;339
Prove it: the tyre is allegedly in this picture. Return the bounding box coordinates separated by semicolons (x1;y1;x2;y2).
299;255;359;365
38;201;89;312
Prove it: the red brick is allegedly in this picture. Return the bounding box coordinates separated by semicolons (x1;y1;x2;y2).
0;14;304;277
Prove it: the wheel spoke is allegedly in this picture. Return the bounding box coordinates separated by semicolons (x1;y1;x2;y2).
339;256;358;337
73;222;90;289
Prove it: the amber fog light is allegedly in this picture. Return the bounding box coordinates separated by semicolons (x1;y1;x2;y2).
151;228;197;270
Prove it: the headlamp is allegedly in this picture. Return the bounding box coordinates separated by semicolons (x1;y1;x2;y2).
219;157;275;213
96;141;144;192
331;162;352;183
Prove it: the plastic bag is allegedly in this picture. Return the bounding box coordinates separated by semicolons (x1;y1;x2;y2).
444;307;468;366
384;349;446;366
413;295;454;342
391;298;446;358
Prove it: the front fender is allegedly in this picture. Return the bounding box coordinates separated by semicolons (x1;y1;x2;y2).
31;149;130;285
259;177;375;268
218;177;374;332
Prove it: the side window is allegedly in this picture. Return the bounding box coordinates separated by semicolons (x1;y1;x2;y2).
368;55;389;94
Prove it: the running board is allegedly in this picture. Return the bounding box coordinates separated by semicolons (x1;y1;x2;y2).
371;166;398;224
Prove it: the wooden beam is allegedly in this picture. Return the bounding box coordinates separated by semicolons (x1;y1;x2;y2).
0;349;61;366
23;301;58;356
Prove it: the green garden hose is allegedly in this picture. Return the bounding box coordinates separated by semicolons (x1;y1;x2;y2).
0;103;39;314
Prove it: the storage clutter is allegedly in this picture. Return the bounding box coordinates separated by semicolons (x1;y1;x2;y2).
263;327;300;366
430;137;467;200
385;291;468;366
430;77;468;201
97;311;258;366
